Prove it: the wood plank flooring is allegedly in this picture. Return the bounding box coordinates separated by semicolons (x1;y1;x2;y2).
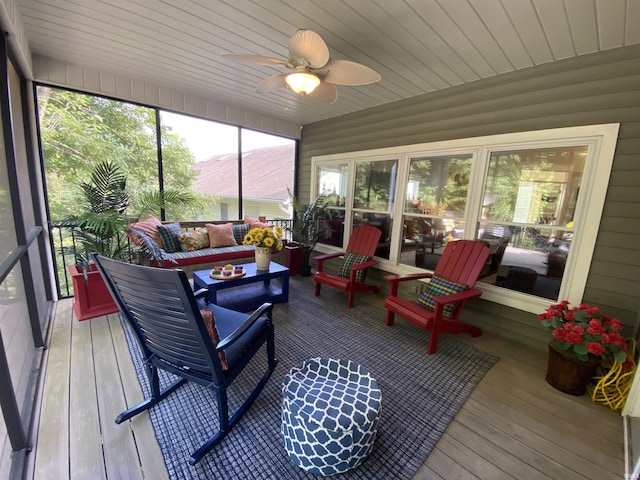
27;295;624;480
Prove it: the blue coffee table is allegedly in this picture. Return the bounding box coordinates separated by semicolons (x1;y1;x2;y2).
193;262;289;311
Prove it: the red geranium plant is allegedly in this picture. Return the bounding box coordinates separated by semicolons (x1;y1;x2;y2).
538;301;627;363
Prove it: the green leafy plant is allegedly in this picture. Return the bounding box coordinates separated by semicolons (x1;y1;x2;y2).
67;161;196;272
286;188;329;271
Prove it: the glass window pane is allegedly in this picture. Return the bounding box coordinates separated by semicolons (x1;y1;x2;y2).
160;111;236;220
317;163;347;207
241;129;295;221
400;216;465;269
483;147;586;226
322;208;345;247
353;211;393;258
405;154;472;218
353;159;398;211
477;146;585;299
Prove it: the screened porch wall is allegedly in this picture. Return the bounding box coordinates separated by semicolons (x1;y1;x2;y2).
299;45;640;350
31;56;302;142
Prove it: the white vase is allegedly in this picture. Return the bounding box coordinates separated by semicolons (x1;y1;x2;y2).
255;247;272;270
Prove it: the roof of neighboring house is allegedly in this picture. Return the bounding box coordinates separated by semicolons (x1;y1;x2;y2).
193;144;295;201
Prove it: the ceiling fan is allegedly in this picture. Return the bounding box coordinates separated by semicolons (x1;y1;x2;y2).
222;29;381;104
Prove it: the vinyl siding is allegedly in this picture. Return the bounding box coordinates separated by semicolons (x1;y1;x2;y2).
299;45;640;351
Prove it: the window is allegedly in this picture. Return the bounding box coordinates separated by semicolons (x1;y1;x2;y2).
352;159;398;259
317;162;348;247
476;147;586;300
402;154;473;270
312;124;619;313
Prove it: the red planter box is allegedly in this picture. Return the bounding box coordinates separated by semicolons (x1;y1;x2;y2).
285;243;305;276
67;264;119;321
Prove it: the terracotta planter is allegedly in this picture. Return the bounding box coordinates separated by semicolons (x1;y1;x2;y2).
546;342;600;396
67;264;119;321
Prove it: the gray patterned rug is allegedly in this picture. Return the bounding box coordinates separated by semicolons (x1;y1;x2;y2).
120;276;499;479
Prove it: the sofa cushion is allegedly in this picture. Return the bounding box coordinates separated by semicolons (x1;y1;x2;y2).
205;223;237;248
157;222;182;253
178;228;209;252
417;274;468;318
128;215;163;248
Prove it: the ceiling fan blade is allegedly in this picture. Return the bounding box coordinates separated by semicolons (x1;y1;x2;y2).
222;53;290;68
256;73;288;93
321;59;381;85
288;29;330;69
306;81;337;104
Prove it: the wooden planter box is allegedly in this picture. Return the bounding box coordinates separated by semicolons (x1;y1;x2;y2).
67;264;119;321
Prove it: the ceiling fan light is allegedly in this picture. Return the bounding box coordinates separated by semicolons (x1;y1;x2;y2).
285;72;320;95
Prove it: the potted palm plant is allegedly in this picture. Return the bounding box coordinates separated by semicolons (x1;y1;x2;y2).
286;189;329;276
66;161;195;320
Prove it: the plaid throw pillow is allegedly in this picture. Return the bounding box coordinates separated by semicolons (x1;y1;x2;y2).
232;223;251;245
156;222;182;253
200;309;228;370
417;274;468;318
338;253;371;283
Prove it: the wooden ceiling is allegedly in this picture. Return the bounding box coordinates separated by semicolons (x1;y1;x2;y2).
13;0;640;126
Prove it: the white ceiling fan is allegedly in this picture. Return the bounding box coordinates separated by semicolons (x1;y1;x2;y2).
222;29;381;104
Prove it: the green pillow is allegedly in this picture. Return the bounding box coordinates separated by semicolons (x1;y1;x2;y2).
338;253;371;282
417;274;467;318
156;222;182;253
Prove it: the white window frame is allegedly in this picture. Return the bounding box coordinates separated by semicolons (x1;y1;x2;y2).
311;124;620;314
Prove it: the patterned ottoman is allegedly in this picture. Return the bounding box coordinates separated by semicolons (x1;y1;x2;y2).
281;357;382;476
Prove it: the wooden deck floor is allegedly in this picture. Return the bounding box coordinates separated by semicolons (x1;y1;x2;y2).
26;294;625;480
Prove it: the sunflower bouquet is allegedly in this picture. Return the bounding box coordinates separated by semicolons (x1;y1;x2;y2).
243;225;284;252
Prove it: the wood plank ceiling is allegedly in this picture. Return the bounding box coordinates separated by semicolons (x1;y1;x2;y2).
14;0;640;126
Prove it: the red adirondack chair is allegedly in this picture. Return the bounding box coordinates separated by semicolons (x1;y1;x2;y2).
384;240;490;354
313;225;382;308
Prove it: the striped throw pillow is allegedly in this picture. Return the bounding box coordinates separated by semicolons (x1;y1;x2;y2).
338;253;371;283
200;309;228;370
417;274;468;318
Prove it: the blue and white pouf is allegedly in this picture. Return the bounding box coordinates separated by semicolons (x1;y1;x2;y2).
281;357;382;476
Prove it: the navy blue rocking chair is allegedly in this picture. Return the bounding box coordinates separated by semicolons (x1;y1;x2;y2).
93;254;278;465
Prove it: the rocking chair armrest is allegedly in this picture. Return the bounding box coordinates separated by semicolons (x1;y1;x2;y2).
432;288;483;306
217;303;274;351
193;288;209;300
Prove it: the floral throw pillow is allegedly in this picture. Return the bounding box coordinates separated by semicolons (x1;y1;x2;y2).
417;274;468;318
338;253;371;283
200;309;228;370
178;228;209;252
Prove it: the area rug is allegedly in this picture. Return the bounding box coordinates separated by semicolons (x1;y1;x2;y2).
120;276;499;479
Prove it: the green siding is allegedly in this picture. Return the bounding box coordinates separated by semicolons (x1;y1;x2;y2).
299;45;640;351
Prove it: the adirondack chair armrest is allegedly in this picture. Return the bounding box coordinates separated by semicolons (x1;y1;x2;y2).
217;303;274;350
384;272;434;296
313;252;344;271
431;287;483;306
349;258;378;280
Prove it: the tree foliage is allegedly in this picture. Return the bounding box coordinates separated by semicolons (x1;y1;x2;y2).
37;87;203;220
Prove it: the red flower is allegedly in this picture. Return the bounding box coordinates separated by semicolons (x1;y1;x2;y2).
587;342;605;356
539;301;627;363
